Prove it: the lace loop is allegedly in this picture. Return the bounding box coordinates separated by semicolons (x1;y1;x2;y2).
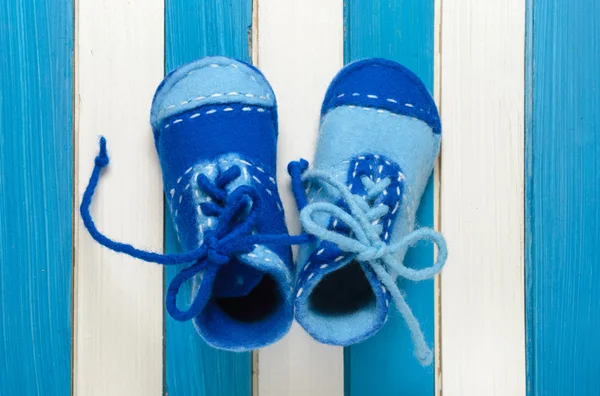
81;137;310;322
288;160;448;366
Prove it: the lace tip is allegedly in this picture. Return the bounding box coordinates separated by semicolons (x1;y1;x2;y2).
416;348;434;367
95;136;110;168
298;158;309;171
287;159;310;176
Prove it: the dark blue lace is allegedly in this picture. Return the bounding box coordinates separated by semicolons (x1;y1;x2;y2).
80;137;311;322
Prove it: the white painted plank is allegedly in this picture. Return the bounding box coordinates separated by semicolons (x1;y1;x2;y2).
439;0;526;395
255;0;345;395
74;0;164;394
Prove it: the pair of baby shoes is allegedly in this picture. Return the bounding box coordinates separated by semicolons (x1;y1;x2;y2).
81;56;447;365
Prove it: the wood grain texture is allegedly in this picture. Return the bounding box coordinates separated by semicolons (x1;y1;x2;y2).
439;0;526;394
525;0;600;394
74;0;164;394
0;0;73;394
344;1;437;395
256;1;345;395
164;1;253;395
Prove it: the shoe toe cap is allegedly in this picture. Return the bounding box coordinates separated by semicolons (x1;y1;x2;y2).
321;58;441;134
151;56;276;131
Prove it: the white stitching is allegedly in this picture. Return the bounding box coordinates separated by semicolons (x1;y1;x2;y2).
337;94;418;106
160;92;270;115
164;107;269;127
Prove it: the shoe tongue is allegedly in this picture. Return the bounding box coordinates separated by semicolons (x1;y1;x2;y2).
212;246;285;298
305;154;405;271
181;258;268;310
212;256;264;298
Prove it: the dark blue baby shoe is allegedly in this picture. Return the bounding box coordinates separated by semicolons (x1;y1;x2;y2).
81;56;298;351
288;58;448;365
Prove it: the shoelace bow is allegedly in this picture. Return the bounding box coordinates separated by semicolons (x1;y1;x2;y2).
81;137;310;322
288;160;448;366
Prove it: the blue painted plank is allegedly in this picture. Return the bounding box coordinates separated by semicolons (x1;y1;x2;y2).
0;0;73;395
344;1;436;395
526;0;600;394
164;1;253;395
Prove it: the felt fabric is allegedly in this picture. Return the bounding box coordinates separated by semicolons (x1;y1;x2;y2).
294;58;445;363
150;56;293;351
321;58;441;134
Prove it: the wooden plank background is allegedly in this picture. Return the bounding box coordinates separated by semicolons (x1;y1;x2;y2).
344;0;438;395
0;0;73;394
525;0;600;394
163;0;253;395
439;0;527;394
256;1;345;395
1;0;600;395
74;0;164;394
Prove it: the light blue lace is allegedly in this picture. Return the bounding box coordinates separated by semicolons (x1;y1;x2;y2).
290;162;447;366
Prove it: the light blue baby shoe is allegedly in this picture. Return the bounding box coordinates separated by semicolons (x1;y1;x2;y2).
288;58;448;365
81;56;303;351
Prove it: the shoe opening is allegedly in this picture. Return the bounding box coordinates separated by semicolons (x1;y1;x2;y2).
308;260;375;315
196;266;292;350
215;275;279;323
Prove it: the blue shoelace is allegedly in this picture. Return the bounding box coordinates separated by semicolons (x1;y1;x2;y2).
288;160;448;366
82;138;446;364
81;137;311;322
